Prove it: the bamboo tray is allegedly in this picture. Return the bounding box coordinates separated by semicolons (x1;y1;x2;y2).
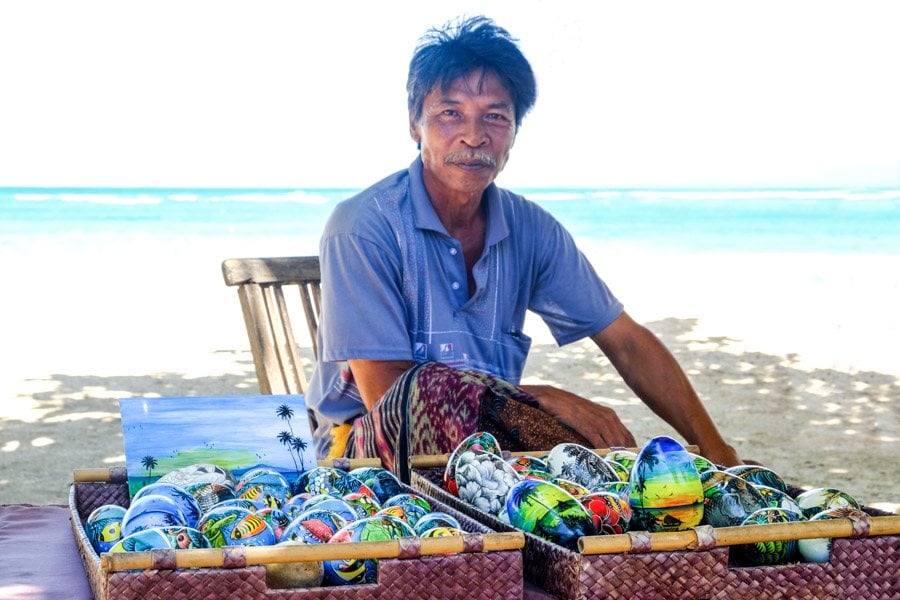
69;460;524;600
410;451;900;600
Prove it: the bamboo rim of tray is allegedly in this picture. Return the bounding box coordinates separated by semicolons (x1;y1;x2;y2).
577;515;900;555
408;445;699;469
72;457;383;484
99;531;525;572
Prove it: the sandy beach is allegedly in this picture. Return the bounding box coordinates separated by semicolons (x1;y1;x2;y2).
1;235;897;512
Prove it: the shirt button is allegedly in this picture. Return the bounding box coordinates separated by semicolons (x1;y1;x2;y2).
451;281;460;290
449;247;458;256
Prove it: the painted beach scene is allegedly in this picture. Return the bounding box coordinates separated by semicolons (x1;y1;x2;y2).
119;395;316;497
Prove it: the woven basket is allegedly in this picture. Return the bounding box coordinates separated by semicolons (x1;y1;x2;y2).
412;466;900;600
69;465;524;600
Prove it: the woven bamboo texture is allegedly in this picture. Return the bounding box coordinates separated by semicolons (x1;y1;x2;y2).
70;474;523;600
412;467;900;600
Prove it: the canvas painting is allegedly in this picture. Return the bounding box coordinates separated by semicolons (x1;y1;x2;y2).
119;395;316;497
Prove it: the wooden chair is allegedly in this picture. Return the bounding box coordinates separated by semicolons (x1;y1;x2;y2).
221;256;321;398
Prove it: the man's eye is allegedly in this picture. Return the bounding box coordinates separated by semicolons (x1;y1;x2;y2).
442;109;460;117
486;113;509;121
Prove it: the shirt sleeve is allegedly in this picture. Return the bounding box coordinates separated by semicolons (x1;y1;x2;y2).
318;227;416;363
527;208;624;345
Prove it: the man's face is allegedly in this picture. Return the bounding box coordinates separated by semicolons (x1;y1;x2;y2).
410;69;517;201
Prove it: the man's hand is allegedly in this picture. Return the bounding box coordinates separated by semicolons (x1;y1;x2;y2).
519;384;637;450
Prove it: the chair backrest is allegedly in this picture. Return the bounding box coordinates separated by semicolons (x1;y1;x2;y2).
221;256;321;395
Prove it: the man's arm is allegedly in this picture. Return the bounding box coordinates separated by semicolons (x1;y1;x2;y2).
591;311;742;466
347;359;414;411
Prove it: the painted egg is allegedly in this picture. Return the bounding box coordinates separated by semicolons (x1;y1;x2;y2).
300;496;359;524
383;493;433;513
753;484;805;518
604;459;631;482
132;482;203;528
342;492;382;519
506;455;552;478
546;443;618;489
580;492;631;535
794;488;861;519
184;481;236;514
85;504;126;554
109;526;210;552
121;495;187;538
348;467;403;504
455;450;522;517
294;467;375;499
265;539;325;588
604;450;637;473
551;478;591;498
209;498;264;513
281;508;347;544
235;467;292;509
700;470;768;527
444;431;502;495
735;507;802;565
323;515;416;585
505;479;597;549
592;481;631;502
797;507;868;563
725;465;789;494
157;463;236;489
419;526;465;538
196;506;276;547
687;453;718;475
375;504;428;527
630;436;704;532
256;507;292;541
413;512;462;536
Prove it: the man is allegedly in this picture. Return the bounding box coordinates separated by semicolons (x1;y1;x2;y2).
306;16;741;470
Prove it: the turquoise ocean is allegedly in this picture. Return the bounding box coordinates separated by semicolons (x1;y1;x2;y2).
2;186;899;254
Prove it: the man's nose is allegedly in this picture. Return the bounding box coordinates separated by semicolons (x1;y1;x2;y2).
460;118;488;147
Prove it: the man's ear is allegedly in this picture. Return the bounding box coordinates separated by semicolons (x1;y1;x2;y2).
409;113;421;144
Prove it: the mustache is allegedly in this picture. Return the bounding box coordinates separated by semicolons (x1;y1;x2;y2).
443;150;497;168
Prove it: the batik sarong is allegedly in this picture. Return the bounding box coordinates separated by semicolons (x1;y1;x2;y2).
347;361;593;482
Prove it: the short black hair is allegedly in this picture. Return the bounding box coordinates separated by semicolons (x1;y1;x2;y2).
407;15;537;130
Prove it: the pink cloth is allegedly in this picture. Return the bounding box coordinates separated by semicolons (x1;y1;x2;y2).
0;504;93;599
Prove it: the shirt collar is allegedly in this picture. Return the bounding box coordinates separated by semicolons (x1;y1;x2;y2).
408;155;510;246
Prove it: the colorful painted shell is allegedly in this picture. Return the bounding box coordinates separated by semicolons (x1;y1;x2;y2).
342;492;382;520
798;507;869;563
121;495;188;538
629;436;704;532
455;450;522;517
700;470;768;527
109;526;211;552
183;480;236;514
196;506;276;547
293;467;375;499
281;508;347;544
551;478;591;498
255;507;292;541
348;467;403;504
382;493;433;513
753;484;804;518
323;516;416;585
505;455;552;478
725;465;789;494
603;450;637;473
298;496;359;524
235;467;293;509
580;492;631;535
794;487;861;519
546;443;618;490
132;482;203;528
505;479;597;549
735;507;802;565
413;512;462;536
419;526;465;538
85;504;126;554
687;453;718;476
444;432;502;495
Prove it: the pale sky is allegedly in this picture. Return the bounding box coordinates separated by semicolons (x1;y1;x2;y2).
1;0;898;189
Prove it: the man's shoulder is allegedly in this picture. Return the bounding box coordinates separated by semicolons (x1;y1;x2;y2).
325;167;411;232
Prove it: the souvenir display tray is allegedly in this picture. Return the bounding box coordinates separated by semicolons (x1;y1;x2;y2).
69;463;525;600
411;464;900;600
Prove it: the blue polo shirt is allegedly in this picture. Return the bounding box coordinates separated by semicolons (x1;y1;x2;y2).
306;157;623;455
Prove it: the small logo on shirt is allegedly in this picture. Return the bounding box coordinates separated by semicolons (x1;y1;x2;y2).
414;343;428;361
439;342;454;360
